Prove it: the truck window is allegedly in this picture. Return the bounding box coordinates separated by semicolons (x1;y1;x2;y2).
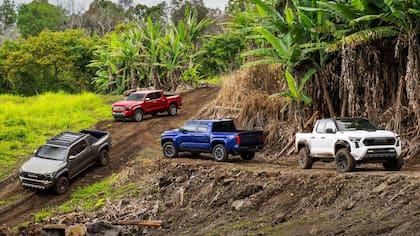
35;145;67;161
212;121;236;132
183;121;199;132
325;120;336;132
198;122;209;132
127;93;145;101
69;141;87;156
316;120;327;133
153;92;162;99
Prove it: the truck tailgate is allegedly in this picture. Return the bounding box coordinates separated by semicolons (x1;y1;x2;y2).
238;131;265;145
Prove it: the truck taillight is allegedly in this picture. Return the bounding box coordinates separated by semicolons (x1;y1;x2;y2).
236;135;241;145
262;133;266;143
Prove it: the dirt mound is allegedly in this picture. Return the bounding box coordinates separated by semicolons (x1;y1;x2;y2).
13;160;419;235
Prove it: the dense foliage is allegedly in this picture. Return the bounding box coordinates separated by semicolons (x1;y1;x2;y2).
0;30;97;95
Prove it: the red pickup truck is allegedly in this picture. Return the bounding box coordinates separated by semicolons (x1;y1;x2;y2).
112;90;182;122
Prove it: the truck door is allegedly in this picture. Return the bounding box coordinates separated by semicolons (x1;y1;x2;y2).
310;120;335;157
143;93;154;113
192;122;211;151
153;92;167;112
68;140;91;178
178;121;199;151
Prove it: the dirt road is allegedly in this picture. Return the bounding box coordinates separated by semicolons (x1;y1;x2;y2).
0;87;219;226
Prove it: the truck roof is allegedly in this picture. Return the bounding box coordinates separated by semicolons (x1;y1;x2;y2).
189;119;234;122
46;132;86;147
131;90;162;94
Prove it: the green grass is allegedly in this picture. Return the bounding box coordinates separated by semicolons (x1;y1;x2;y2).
33;175;143;222
0;92;114;179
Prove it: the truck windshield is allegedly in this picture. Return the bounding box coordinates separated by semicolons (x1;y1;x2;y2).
126;93;145;101
336;119;378;131
212;121;237;132
35;145;67;161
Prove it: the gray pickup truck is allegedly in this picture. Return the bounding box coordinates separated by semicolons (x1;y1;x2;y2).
19;130;111;194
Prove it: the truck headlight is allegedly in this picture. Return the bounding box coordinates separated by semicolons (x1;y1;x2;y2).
349;137;361;142
44;172;56;180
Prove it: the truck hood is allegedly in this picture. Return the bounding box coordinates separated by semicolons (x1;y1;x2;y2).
21;157;65;175
162;129;180;136
112;100;143;107
339;130;397;138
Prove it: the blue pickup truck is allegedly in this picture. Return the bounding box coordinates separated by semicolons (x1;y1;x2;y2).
161;119;265;161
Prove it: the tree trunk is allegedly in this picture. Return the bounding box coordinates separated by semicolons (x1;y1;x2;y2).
318;74;335;117
405;29;420;128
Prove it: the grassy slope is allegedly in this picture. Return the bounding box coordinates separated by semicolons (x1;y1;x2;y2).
0;92;115;179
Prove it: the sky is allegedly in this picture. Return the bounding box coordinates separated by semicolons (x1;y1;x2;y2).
10;0;229;12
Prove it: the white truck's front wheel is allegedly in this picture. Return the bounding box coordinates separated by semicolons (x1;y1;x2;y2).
335;148;355;172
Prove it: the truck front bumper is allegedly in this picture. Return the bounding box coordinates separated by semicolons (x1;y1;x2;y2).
112;110;133;119
19;176;55;190
351;146;401;162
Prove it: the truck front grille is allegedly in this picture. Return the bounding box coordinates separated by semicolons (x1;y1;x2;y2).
363;137;396;146
113;106;125;111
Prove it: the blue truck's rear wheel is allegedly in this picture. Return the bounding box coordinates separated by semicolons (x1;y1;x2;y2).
212;144;227;162
163;142;178;158
240;152;255;160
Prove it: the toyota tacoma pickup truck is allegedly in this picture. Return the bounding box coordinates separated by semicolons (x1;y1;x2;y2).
295;118;402;172
112;90;182;122
19;130;111;194
161;119;265;161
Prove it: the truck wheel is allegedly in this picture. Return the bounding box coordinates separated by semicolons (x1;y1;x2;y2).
335;148;356;172
54;176;69;195
163;142;178;158
212;144;228;162
168;104;177;116
133;110;143;122
298;147;313;169
98;149;109;166
240;151;255;160
383;157;403;171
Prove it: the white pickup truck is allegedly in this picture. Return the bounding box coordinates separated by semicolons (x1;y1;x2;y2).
295;118;402;172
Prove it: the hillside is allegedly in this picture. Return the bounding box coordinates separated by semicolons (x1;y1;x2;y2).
0;83;418;235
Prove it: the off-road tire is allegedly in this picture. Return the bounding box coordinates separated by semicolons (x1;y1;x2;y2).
240;151;256;160
168;104;177;116
98;149;109;166
212;144;228;162
383;157;404;171
335;148;356;172
54;176;69;195
163;142;178;158
298;147;313;169
133;110;144;122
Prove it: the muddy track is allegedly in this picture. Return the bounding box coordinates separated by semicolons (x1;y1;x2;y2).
0;86;419;227
0;87;219;226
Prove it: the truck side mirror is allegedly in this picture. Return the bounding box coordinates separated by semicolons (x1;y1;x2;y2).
326;128;336;134
145;98;151;101
179;128;186;133
69;155;77;160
